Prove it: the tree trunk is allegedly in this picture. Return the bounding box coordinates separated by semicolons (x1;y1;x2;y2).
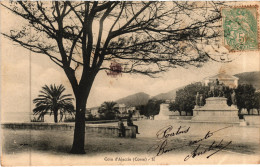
70;99;86;154
68;92;87;153
69;73;96;154
54;110;58;123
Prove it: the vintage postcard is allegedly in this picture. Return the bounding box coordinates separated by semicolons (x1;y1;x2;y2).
1;1;260;166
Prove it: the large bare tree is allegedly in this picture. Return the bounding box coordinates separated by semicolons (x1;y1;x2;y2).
1;1;227;154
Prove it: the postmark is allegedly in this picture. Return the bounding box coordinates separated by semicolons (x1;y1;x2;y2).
106;61;122;77
221;5;259;52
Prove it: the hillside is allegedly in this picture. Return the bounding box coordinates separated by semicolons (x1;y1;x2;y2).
114;71;260;107
116;92;150;106
235;71;260;91
151;89;178;101
151;72;260;100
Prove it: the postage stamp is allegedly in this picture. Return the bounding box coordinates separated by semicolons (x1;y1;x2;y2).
221;6;259;52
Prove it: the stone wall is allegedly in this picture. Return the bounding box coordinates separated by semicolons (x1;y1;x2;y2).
85;124;136;138
244;116;260;126
1;123;136;138
1;123;74;130
169;115;192;120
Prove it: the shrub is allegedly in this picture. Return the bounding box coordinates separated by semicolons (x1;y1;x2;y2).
31;117;44;122
64;116;75;122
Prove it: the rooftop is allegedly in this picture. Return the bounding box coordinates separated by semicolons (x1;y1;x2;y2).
204;73;239;80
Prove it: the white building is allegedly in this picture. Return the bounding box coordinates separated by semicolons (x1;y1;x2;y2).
115;104;136;114
115;103;127;113
86;107;100;118
204;73;239;88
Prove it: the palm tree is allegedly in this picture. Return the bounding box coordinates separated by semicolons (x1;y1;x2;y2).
33;84;75;123
98;101;119;120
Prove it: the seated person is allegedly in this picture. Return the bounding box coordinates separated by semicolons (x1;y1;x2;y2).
118;118;125;137
127;113;139;134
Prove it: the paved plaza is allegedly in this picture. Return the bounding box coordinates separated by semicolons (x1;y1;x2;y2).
2;119;260;165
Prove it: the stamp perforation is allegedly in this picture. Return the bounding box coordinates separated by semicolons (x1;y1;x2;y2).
221;5;260;53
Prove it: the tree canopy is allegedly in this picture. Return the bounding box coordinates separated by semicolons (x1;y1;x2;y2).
169;82;233;115
169;82;260;116
137;99;164;117
169;82;209;115
2;1;227;79
33;84;74;123
235;84;258;114
98;101;119;120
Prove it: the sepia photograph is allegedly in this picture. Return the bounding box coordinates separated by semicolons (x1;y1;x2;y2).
0;1;259;166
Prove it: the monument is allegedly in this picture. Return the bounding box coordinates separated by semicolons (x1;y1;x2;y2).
192;79;239;124
154;100;173;120
192;97;239;123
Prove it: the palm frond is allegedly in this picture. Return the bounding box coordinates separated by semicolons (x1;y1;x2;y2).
32;84;75;122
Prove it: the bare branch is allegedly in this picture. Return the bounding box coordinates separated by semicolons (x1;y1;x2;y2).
66;1;84;24
36;2;56;31
2;33;63;68
2;1;227;79
111;2;152;37
92;2;119;68
108;2;125;35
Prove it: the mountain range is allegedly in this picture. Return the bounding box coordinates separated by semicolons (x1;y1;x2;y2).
116;92;150;106
115;71;260;106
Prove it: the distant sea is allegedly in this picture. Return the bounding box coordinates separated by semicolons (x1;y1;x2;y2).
1;112;32;123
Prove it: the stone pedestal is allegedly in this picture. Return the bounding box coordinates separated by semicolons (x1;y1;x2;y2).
192;97;239;124
154;103;171;120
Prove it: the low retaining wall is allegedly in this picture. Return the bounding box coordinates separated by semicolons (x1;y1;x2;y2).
244;115;260;126
85;124;136;138
85;119;127;124
1;123;74;130
169;116;193;120
1;123;136;138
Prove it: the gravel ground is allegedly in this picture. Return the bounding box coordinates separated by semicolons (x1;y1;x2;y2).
1;120;260;165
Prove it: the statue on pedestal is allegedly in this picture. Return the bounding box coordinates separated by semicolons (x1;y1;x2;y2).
216;78;219;85
231;90;237;105
208;90;213;97
195;92;200;106
209;82;215;97
208;79;225;97
217;84;224;97
200;94;204;106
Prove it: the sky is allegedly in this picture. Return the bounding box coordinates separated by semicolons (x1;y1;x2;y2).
1;2;260;122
